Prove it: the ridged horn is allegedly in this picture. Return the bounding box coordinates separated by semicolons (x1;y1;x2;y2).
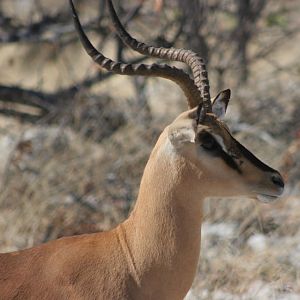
107;0;212;113
69;0;202;109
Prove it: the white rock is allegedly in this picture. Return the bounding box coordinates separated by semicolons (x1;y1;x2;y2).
245;280;274;299
213;290;239;300
202;222;236;238
288;243;300;269
184;289;199;300
277;294;300;300
0;135;17;179
247;234;267;252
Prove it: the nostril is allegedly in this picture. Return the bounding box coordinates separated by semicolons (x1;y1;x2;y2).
271;174;284;188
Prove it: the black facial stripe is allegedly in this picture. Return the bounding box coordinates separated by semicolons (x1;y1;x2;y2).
233;137;277;173
200;133;242;174
219;148;242;174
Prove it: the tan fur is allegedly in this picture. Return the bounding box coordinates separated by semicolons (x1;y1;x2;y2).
0;107;283;299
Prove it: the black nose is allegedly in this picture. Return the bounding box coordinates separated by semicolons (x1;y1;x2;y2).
271;173;284;188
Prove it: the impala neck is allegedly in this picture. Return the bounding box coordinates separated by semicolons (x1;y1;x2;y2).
120;129;205;298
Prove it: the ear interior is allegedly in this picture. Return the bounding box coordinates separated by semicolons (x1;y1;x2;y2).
212;89;231;119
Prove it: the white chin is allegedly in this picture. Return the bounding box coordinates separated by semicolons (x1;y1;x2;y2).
257;194;278;203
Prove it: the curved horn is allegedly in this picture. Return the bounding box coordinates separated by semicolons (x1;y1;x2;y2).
69;0;201;109
107;0;212;113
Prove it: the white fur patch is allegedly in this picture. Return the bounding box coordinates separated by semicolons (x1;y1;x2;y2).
211;133;228;153
169;127;195;146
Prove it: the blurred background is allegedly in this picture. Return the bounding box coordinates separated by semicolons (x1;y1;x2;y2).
0;0;299;299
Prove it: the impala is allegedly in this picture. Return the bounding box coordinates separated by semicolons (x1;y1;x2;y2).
0;0;284;299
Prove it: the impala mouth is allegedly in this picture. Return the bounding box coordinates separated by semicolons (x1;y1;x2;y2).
257;194;279;203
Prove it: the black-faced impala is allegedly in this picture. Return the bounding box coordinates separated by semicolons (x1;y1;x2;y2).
0;1;284;299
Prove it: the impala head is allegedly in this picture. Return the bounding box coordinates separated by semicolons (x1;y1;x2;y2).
70;0;284;203
168;90;284;202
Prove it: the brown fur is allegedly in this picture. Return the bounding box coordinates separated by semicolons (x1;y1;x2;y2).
0;108;283;299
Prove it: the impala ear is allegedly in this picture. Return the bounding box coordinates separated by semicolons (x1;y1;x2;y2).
212;89;231;119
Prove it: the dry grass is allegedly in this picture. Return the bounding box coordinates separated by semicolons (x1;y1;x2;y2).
0;1;300;298
0;110;299;299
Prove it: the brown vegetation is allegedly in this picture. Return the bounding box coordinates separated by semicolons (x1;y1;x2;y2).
0;0;299;298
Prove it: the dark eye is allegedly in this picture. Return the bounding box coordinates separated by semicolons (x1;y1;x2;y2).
201;134;217;150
